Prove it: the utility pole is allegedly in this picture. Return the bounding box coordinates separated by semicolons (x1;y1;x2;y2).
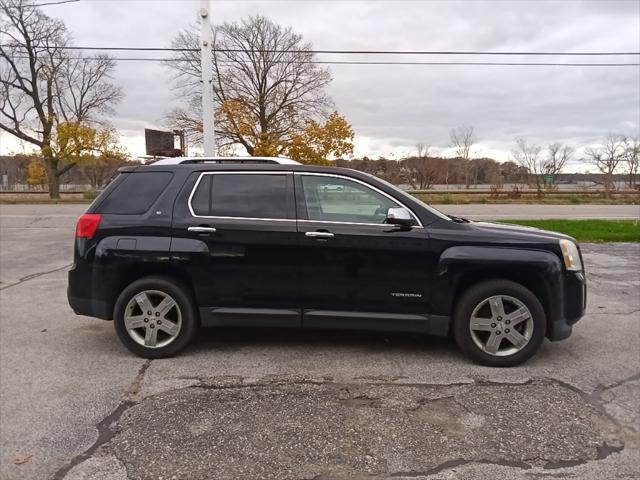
200;0;215;156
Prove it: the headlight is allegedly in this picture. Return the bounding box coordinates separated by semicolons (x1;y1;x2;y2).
559;239;582;271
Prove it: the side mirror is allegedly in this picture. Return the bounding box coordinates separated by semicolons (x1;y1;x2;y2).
385;207;414;227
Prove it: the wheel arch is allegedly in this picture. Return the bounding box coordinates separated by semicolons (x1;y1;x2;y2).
439;246;563;338
110;263;199;322
452;268;550;321
92;235;207;321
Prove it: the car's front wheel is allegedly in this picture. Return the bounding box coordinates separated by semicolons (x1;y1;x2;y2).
453;279;546;367
113;276;197;358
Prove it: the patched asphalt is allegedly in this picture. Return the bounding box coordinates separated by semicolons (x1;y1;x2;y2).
0;204;638;480
108;379;623;480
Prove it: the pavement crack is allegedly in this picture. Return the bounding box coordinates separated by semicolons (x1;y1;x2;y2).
51;360;152;479
386;446;627;478
26;216;45;226
592;372;640;397
588;309;640;316
189;376;327;391
0;263;72;291
179;375;561;393
388;458;532;478
125;359;152;402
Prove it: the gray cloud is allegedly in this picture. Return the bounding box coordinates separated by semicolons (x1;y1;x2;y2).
1;0;638;168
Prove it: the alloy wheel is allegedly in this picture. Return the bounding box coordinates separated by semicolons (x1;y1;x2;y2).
124;290;182;348
469;295;534;357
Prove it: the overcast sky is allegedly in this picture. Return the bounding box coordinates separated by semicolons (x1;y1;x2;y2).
1;0;639;170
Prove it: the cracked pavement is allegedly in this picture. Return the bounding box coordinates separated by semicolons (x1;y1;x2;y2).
0;204;639;480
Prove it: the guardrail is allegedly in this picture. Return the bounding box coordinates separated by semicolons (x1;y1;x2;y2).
1;187;637;197
0;184;93;192
0;190;90;195
408;189;640;195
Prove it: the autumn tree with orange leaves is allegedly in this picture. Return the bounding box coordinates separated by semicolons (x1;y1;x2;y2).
287;112;354;165
167;15;354;163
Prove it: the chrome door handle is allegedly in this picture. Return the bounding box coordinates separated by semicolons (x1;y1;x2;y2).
188;226;216;233
305;231;334;239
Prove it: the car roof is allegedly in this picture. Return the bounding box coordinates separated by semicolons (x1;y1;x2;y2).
149;156;301;166
120;162;358;176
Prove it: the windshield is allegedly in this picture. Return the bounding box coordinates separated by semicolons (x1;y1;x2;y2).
359;172;452;222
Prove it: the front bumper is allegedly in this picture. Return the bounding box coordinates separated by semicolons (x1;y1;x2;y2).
547;271;586;341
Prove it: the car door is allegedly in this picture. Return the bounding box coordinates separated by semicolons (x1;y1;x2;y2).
295;172;438;333
171;170;301;328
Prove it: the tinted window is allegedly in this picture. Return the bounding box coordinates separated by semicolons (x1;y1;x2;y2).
98;172;173;215
191;174;289;219
190;174;211;216
301;175;402;224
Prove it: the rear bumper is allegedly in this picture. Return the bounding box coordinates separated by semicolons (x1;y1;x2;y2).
68;293;111;320
547;271;586;341
67;265;112;320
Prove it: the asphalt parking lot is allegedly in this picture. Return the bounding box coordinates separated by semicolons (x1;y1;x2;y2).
0;204;639;480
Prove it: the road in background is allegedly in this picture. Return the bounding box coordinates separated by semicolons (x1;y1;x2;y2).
0;203;638;227
0;204;638;479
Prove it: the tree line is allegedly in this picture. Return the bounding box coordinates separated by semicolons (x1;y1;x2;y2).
335;128;639;193
0;153;134;189
334;155;528;189
511;134;639;195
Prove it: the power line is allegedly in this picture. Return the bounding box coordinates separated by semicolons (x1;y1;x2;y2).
19;0;80;6
13;55;636;66
313;61;640;66
2;44;639;56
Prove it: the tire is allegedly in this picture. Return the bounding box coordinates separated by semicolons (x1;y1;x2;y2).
113;276;197;358
453;279;546;367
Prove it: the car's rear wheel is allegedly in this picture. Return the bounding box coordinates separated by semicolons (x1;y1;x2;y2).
453;279;546;367
113;276;197;358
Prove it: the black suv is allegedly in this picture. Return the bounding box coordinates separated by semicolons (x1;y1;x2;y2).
68;157;586;367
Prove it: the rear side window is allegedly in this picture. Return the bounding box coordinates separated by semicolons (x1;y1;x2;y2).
98;172;173;215
190;173;288;219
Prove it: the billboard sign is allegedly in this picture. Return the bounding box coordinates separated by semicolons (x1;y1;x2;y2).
145;129;178;157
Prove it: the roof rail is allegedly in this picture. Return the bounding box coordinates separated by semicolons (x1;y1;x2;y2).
150;156;301;166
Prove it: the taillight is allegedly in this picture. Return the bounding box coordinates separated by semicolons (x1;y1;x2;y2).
76;214;101;238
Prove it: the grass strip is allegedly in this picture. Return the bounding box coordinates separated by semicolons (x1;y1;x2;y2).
501;219;640;243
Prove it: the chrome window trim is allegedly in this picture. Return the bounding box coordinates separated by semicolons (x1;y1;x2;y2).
296;172;424;228
298;219;420;228
187;170;424;228
188;171;294;220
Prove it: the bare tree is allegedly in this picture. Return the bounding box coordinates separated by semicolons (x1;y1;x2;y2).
415;143;428;160
544;143;573;183
585;134;626;197
78;154;130;189
0;0;122;198
512;138;544;193
622;137;639;189
166;15;332;154
55;55;122;124
449;125;476;188
404;144;438;189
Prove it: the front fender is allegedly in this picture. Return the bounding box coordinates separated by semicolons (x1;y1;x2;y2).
434;246;566;338
438;246;563;276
